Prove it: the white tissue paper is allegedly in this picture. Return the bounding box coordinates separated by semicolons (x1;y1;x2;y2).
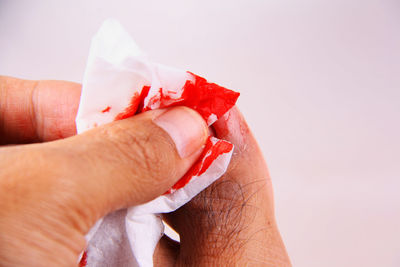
75;19;240;267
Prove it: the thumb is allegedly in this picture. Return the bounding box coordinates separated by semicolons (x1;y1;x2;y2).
41;106;208;231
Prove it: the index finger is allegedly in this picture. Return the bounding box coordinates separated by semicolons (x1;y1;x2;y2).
0;76;81;144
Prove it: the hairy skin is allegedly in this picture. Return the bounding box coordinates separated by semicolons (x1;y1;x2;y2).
161;107;291;266
0;76;291;266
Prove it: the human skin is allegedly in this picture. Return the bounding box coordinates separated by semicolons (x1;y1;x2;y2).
0;76;291;266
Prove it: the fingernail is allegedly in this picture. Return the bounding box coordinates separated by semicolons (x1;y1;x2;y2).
154;107;208;158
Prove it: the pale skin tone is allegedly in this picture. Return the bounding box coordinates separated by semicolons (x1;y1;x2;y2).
0;76;291;266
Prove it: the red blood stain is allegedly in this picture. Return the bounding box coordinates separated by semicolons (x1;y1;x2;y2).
140;72;240;124
135;85;151;113
101;106;111;113
114;92;140;120
181;72;240;122
78;250;88;267
165;137;233;193
197;139;233;176
142;87;174;112
114;72;239;124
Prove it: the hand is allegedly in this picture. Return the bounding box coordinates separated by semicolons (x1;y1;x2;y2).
157;107;291;266
0;76;208;266
0;76;291;266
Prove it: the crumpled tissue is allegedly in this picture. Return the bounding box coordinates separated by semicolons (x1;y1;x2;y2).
75;19;239;267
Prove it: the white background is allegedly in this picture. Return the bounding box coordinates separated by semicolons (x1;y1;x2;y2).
1;0;399;266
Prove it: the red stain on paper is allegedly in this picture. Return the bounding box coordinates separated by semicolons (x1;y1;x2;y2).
136;85;151;113
143;87;175;112
101;106;111;113
114;72;239;124
114;92;140;120
165;137;233;193
140;72;240;124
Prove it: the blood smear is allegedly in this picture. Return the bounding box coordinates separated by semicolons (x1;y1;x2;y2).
141;72;240;123
114;92;140;120
165;137;233;193
101;106;111;113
